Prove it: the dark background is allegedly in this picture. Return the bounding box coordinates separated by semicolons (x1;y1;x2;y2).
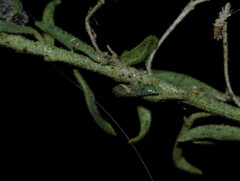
1;0;240;180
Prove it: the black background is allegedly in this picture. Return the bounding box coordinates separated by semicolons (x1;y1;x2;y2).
1;0;240;180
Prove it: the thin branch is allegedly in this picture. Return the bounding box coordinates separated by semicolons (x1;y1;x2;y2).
106;45;118;57
146;0;210;74
85;0;105;53
214;3;240;107
222;23;240;107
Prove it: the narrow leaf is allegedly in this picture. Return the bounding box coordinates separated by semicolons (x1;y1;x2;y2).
0;20;44;42
73;69;116;136
178;124;240;142
129;106;152;143
153;70;232;102
35;21;104;63
112;84;158;97
120;35;158;66
42;0;62;44
172;143;203;175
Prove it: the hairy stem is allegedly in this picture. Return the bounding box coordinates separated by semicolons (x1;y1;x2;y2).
222;22;240;107
0;32;239;122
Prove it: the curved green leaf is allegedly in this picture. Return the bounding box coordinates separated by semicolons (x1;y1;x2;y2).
120;35;158;66
35;21;104;63
73;69;116;136
129;106;152;143
172;144;203;175
0;21;44;42
42;0;62;44
178;124;240;142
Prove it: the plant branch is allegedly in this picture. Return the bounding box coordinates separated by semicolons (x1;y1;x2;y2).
213;2;240;107
146;0;210;74
222;22;240;107
1;32;239;122
85;0;105;52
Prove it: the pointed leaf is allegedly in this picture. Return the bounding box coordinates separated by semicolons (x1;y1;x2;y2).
42;0;62;44
178;124;240;142
172;143;203;175
129;106;152;143
153;70;232;102
73;69;116;136
120;35;158;66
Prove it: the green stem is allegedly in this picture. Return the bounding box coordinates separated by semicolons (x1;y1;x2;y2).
183;93;240;122
0;33;180;98
0;32;240;122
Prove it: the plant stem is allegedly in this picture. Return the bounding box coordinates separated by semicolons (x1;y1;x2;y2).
183;93;240;122
0;32;240;122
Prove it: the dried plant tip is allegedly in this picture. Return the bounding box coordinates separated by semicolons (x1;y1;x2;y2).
214;3;240;107
213;2;236;41
213;3;231;40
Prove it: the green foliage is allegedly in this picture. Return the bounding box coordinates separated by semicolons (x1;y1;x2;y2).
35;21;105;63
129;106;152;143
0;0;240;177
0;20;44;41
120;35;158;66
152;70;231;102
178;124;240;142
73;69;117;136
